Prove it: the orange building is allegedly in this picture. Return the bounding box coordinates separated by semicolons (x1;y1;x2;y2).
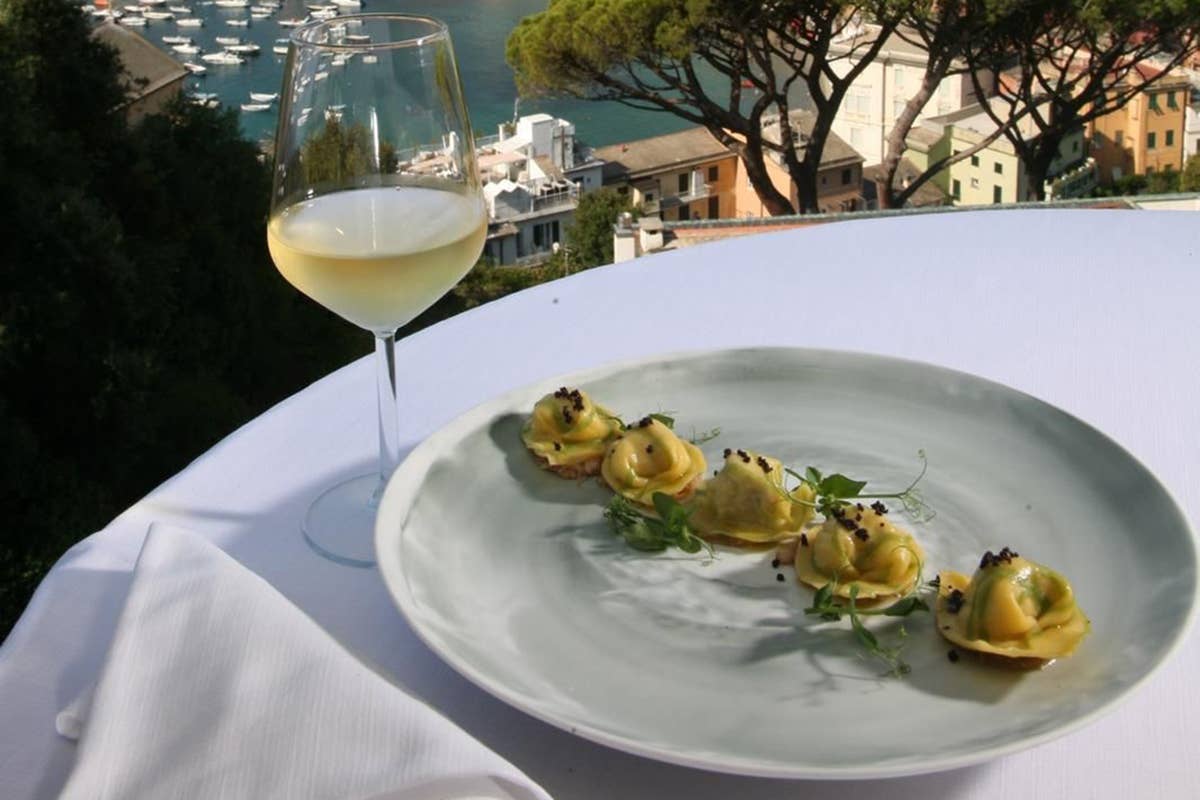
594;128;740;222
1090;64;1190;183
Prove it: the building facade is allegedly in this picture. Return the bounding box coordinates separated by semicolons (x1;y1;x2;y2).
827;24;993;168
594;128;740;222
92;21;188;123
1090;66;1190;183
478;114;599;265
733;111;866;216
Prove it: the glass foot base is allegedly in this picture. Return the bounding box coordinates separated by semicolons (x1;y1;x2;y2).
302;473;383;568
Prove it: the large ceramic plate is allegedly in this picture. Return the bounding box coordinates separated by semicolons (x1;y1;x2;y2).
375;348;1197;779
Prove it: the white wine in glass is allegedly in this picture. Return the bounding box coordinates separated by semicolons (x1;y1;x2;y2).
269;15;486;566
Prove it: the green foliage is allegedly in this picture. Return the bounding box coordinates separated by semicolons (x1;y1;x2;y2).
0;0;364;639
1146;167;1181;194
301;117;374;186
1182;154;1200;192
564;188;635;268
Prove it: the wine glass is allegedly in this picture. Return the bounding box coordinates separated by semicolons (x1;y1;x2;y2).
269;14;485;566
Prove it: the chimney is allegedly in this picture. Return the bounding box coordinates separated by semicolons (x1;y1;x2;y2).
612;212;638;263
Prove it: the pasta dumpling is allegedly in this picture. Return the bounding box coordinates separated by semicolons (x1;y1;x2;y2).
600;416;705;505
936;548;1089;662
794;503;923;599
689;449;815;545
522;387;622;478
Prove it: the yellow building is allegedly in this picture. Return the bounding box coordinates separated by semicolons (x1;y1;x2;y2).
1090;65;1190;183
594;128;739;222
733;110;865;216
921;98;1093;204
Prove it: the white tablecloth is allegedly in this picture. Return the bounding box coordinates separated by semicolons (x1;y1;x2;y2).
2;209;1198;799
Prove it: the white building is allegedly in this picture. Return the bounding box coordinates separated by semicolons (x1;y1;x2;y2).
828;24;993;168
477;114;603;265
1185;74;1200;160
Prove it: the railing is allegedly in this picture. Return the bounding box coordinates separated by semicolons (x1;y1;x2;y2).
530;184;579;213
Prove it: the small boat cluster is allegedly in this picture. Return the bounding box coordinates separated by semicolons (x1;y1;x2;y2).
81;0;376;118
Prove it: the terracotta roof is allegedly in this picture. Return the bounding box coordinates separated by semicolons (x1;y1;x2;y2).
593;127;732;180
92;21;188;99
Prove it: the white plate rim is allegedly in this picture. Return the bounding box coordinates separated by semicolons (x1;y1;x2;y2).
375;346;1200;779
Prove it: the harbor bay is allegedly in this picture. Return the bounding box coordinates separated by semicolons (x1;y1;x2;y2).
108;0;696;148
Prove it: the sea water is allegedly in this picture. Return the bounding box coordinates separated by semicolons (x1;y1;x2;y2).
128;0;698;148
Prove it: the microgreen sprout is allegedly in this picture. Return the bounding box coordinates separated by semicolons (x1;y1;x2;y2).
803;565;934;677
604;493;715;558
783;449;935;522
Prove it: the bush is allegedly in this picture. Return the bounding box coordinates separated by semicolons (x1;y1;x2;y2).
0;0;364;638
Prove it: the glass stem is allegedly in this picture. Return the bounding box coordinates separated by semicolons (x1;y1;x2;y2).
371;329;401;507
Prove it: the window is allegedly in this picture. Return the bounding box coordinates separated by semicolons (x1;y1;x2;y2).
1072;139;1080;152
970;155;980;167
970;177;979;189
894;65;905;90
1148;131;1157;150
1115;130;1124;147
850;126;864;148
1149;93;1160;111
707;165;719;182
821;174;828;186
1168;91;1179;109
678;173;689;193
1166;129;1175;147
993;162;1003;174
993;185;1002;204
708;196;720;218
841;168;853;185
644;191;655;203
952;178;961;199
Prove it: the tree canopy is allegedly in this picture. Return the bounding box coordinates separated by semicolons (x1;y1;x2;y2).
509;1;908;214
0;0;364;637
511;1;1200;212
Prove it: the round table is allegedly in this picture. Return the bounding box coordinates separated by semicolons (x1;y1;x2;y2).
2;209;1198;799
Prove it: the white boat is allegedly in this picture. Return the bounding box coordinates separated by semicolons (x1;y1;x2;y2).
183;62;207;74
172;43;200;54
249;91;278;102
214;0;248;6
162;34;191;43
310;9;337;20
250;5;274;13
272;38;289;54
214;35;241;44
121;5;143;13
226;19;250;27
306;3;335;10
225;43;261;54
142;10;174;20
168;5;192;13
201;51;245;64
313;70;328;81
333;0;361;6
176;17;204;26
139;0;168;5
344;33;370;44
119;16;147;26
241;103;271;112
331;53;350;67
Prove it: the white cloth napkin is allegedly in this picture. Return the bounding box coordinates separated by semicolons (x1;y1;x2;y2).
55;524;551;800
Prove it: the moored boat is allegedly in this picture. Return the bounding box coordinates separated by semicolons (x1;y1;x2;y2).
240;103;271;112
183;62;207;74
168;5;192;13
272;38;289;54
226;18;250;27
172;43;200;54
215;35;242;45
277;18;307;27
142;10;174;20
225;43;261;54
249;91;278;102
162;34;191;44
200;51;245;64
176;17;203;26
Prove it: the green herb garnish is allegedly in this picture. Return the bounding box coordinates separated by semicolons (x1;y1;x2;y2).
803;574;935;677
786;449;934;522
689;426;721;445
604;493;714;557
